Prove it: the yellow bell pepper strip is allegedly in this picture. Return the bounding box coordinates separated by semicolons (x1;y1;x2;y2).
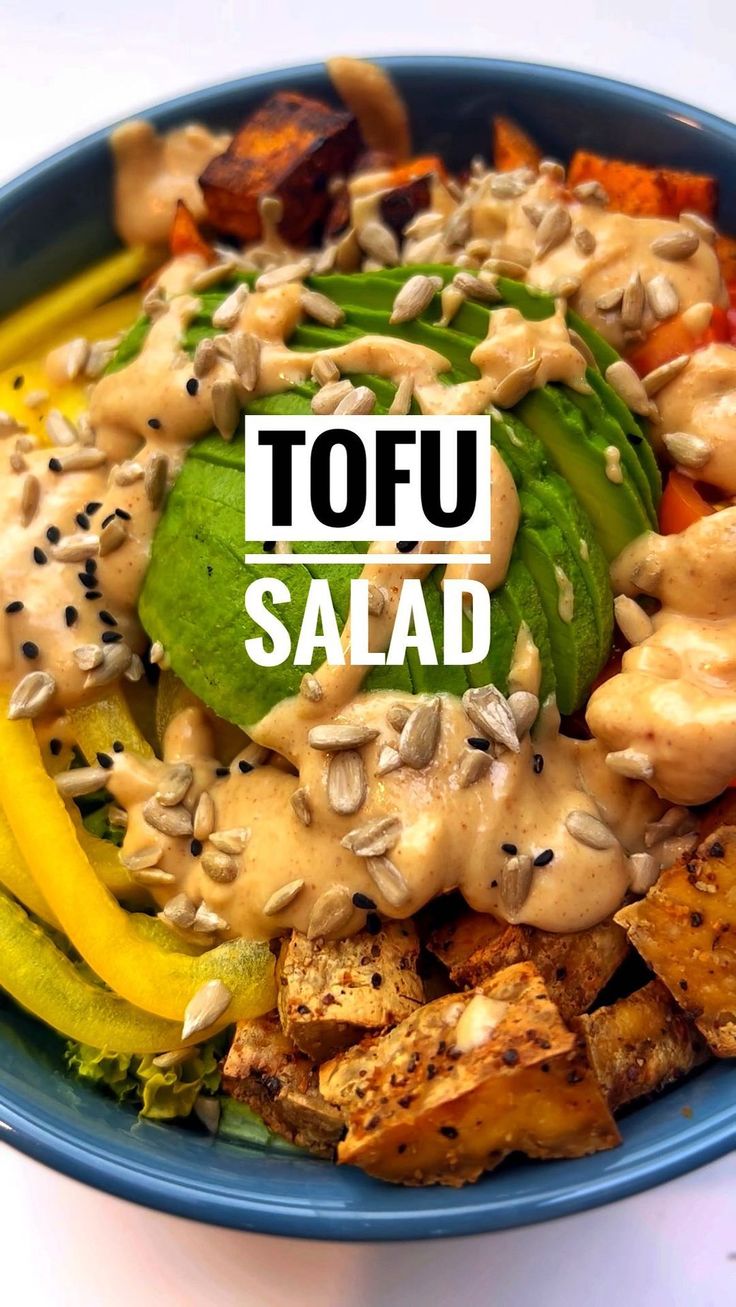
0;886;198;1053
0;704;276;1026
69;688;154;762
0;246;158;370
0;807;57;928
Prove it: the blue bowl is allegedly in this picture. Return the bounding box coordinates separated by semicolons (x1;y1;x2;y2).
1;57;735;1239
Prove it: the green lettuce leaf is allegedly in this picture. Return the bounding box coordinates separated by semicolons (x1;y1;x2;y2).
65;1036;223;1119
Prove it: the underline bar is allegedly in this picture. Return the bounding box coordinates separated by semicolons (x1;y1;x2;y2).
244;553;493;567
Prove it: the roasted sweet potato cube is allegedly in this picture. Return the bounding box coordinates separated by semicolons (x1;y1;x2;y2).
616;826;736;1056
222;1013;344;1157
320;962;619;1186
576;979;709;1112
568;149;717;219
428;910;628;1021
493;116;542;173
169;200;214;261
277;921;424;1062
200;91;362;245
716;234;736;286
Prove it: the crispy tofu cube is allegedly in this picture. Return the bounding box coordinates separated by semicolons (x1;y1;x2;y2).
222;1013;344;1158
428;910;628;1021
200;91;362;245
277;921;424;1062
616;826;736;1056
576;980;708;1112
319;962;619;1186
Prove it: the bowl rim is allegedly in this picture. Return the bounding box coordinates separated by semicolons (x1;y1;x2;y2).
1;53;736;1241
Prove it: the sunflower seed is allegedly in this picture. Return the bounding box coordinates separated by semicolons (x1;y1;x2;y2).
44;409;78;447
644;275;679;323
193;337;218;378
679;211;716;244
507;690;539;737
255;260;311;291
308;723;379;751
191;260;237;293
522;202;548;228
628;851;659;894
436;283;465;327
263;877;305;916
595;286;624;313
455;747;493;788
51;533;99;563
182;979;232;1039
121;843;162;872
19;473;40;527
99;515;128;556
365;855;410;908
490;171;532;199
398;697;441;769
389;274;442;325
569;330;597;369
444;207;471;246
210;379;240;441
651;230;699;261
565;810;618;850
212;282;249;329
144;452;169;509
113;460;144;486
192;901;229;933
334;385;376;416
645;806;694;848
341;815;402;857
83;641;133;686
659;832;698;868
310;379;354;414
573;180;609;205
202;849;239;883
621;271;645;330
642;354;690;397
605;360;657;418
367;584;386;616
463;685;519;753
156;762;193;807
307;883;354;940
387;702;411;732
55;447;107;472
574;226;596;255
291;786;312;826
143;798;193;838
300;288;345;328
539;158;565;181
483;257;529;280
494;357;542;408
8;670;56;720
498;854;533;914
605;748;654;781
613;595;653;645
334;227;361;273
356;220;400;267
388;374;414;416
142;284;167;318
663;431;712;469
405;211;445;240
108;806;128;829
73;644;104;671
193;791;215;841
376;745;401;776
229;332;261;392
149;641;165;666
452;271;501;303
535;203;571;257
55;764;108;797
131;866;175;887
300;672;323;702
161;893;197;929
312;354;340;386
210;827;250;855
124;654;144;683
192;1095;221;1133
327;750;366;816
548;273;581;299
9;450;26;473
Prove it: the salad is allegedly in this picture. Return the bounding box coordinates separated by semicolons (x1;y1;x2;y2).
0;56;735;1187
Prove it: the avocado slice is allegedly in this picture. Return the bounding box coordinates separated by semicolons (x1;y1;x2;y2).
496;555;556;704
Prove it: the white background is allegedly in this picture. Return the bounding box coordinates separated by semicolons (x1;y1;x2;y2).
1;3;735;1303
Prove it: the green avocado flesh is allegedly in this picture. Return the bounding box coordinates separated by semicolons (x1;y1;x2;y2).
130;266;660;728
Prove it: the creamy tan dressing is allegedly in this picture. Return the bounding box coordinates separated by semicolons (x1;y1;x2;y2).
652;343;736;494
587;508;736;804
112;120;229;248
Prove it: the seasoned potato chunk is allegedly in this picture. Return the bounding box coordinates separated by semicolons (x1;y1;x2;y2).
200;91;361;244
616;826;736;1056
222;1013;344;1158
277;921;424;1062
576;980;708;1111
320;962;619;1186
428;910;628;1020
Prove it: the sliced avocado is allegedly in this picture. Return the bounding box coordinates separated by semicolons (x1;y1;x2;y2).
563;385;657;524
432;571;514;694
496;554;556;704
587;369;662;509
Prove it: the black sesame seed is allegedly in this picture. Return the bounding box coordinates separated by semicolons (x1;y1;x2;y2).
101;513;115;528
115;508;131;521
33;546;47;565
690;911;704;927
352;892;377;911
627;433;643;446
46;525;61;544
296;1003;310;1016
238;760;254;774
98;610;117;626
78;572;96;589
709;840;725;858
84;558;97;575
396;541;418;553
467;736;490;751
48;457;62;473
365;912;381;935
84;590;102;601
263;541;276;553
501;842;517;855
215;766;229;777
12;375;23;390
101;631;123;644
147;417;162;430
439;1125;458;1139
75;512;90;530
5;601;23;614
21;641;39;660
371;972;383;989
679;979;689;991
96;752;114;770
186;377;199;396
49;738;62;756
427;1063;437;1080
112;740;124;753
533;753;544;774
190;838;203;857
86;501;102;515
534;848;554;867
64;605;78;627
502;1048;519;1066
